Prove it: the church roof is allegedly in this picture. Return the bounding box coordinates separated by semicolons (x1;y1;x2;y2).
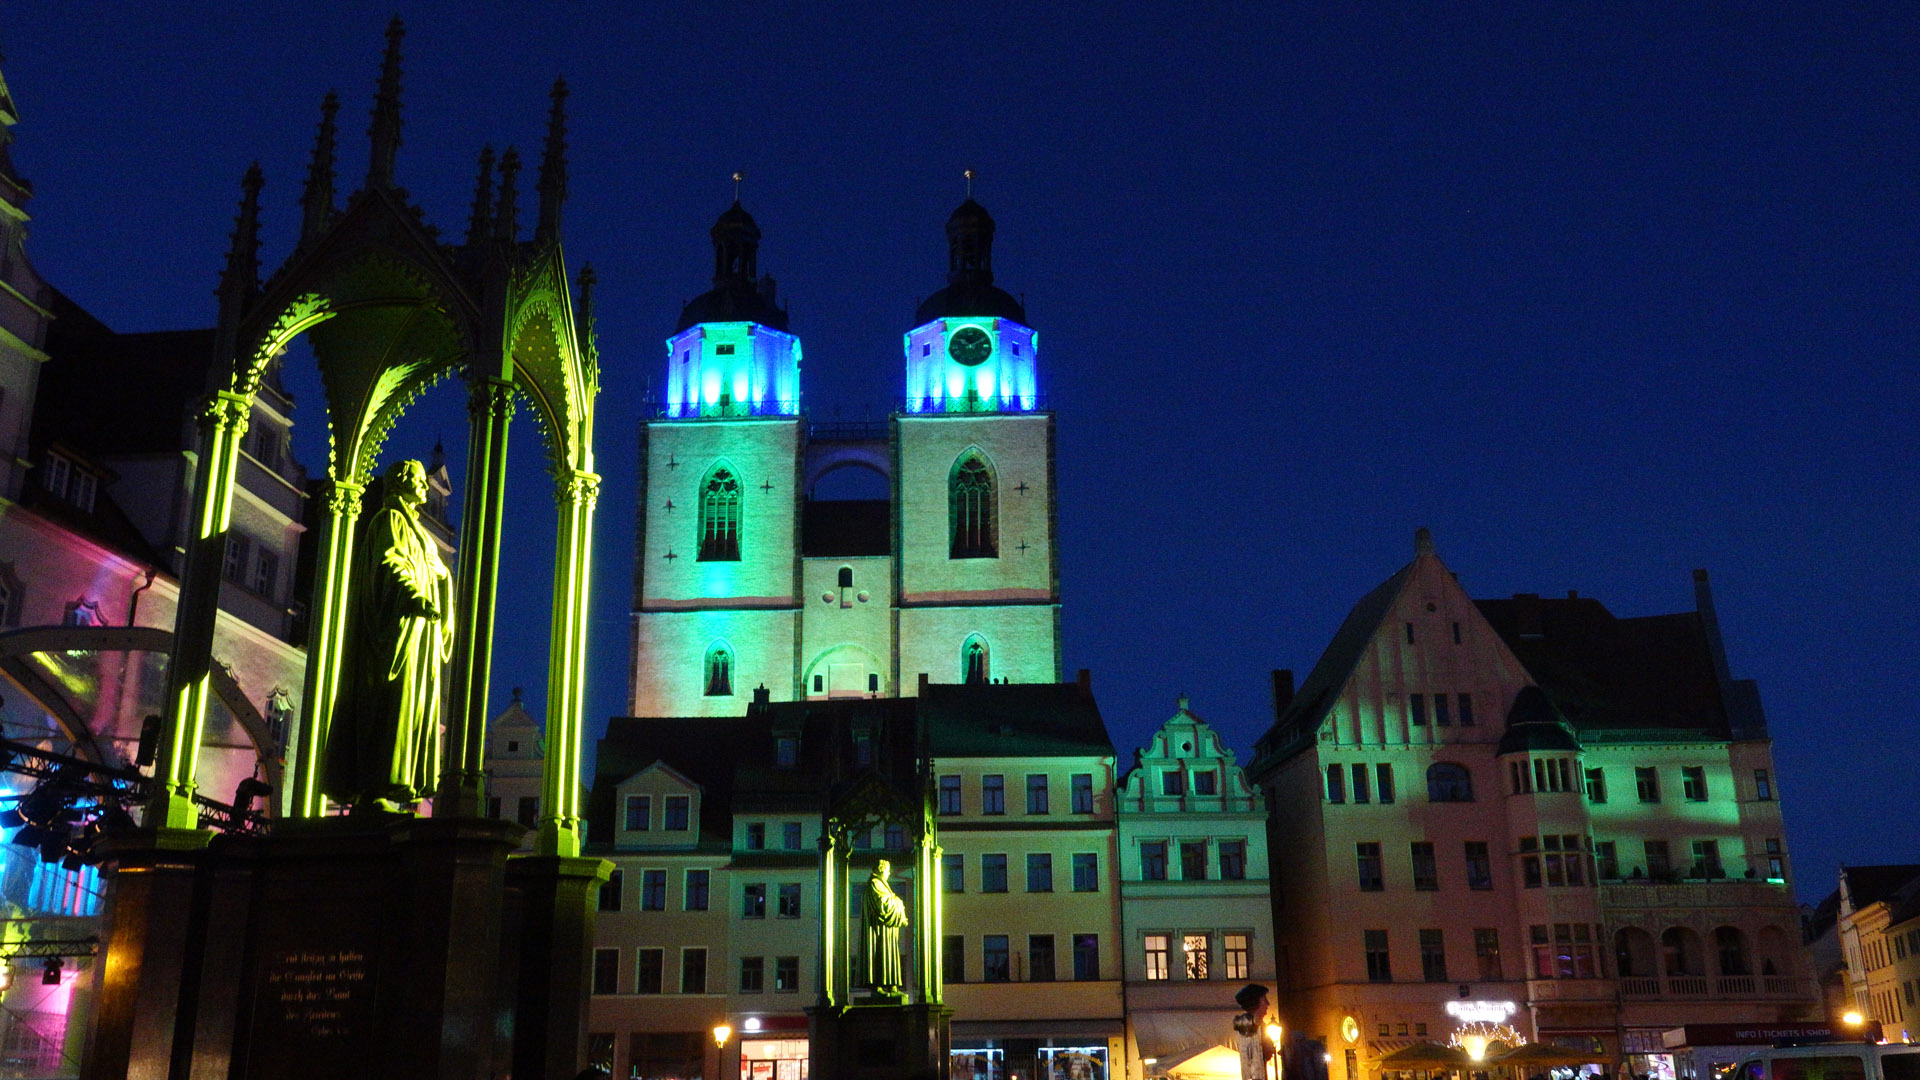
915;196;1027;325
914;281;1027;324
675;279;789;333
918;681;1114;758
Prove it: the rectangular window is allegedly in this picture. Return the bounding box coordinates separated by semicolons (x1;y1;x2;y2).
1596;841;1618;880
1163;770;1186;797
641;870;666;911
1457;693;1474;726
223;533;250;584
1071;773;1094;813
984;935;1011;983
1464;841;1492;890
1420;929;1447;982
982;775;1005;814
742;883;766;918
1027;853;1053;892
1435;694;1451;726
1184;933;1211;980
1531;925;1553;979
1585;768;1607;803
778;883;801;917
592;948;618;994
1142;841;1168;881
852;731;871;766
1029;934;1057;982
943;853;965;892
1357;842;1384;891
1072;852;1098;892
943;935;966;983
1073;934;1100;980
774;737;797;768
1475;928;1501;980
1682;766;1708;802
684;869;709;911
251;548;278;596
680;948;707;994
1219;841;1246;880
1645;840;1671;878
599;869;623;912
1026;774;1049;814
664;795;690;830
1411;842;1438;891
1365;929;1391;982
885;823;905;850
774;956;799;992
518;796;538;827
1225;933;1250;980
740;956;764;993
1523;855;1542;888
1452;621;1462;644
1181;841;1207;881
487;796;501;819
938;774;962;814
1194;770;1218;795
1351;763;1370;804
1405;622;1415;644
1765;837;1785;881
982;853;1008;892
1376;764;1396;804
1326;764;1346;803
1690;839;1722;879
783;822;802;850
746;822;765;850
1144;934;1171;981
1409;693;1427;726
1635;767;1660;803
625;795;651;831
636;948;663;994
1754;769;1773;800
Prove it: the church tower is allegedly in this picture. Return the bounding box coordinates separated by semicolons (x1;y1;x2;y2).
630;201;804;715
893;196;1060;688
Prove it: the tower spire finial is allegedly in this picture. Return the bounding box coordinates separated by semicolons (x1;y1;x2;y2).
366;16;405;188
732;171;744;202
300;91;339;242
219;163;265;322
964;168;974;198
535;77;568;242
493;147;521;243
466;145;495;248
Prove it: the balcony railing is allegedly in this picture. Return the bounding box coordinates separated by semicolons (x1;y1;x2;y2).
1668;976;1711;995
1620;977;1661;997
1617;974;1810;1000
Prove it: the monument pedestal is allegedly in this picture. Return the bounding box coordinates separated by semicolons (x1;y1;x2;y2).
807;1001;953;1080
507;854;613;1080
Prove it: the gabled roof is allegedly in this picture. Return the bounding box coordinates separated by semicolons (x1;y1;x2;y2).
918;681;1114;758
1478;595;1730;737
1255;560;1415;759
1842;864;1920;913
35;289;211;457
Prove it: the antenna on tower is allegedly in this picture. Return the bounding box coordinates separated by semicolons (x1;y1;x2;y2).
732;171;745;202
964;168;974;198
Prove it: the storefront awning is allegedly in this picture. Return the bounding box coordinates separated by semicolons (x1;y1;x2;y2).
1133;1011;1233;1061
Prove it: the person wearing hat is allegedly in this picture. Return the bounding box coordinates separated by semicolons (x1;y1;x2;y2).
1233;983;1274;1080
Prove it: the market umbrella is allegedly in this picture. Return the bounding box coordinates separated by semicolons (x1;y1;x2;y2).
1490;1044;1609;1067
1375;1043;1477;1069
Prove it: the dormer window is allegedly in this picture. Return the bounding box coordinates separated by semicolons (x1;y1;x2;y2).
715;343;735;355
507;740;519;752
40;452;97;513
774;737;798;769
664;796;690;831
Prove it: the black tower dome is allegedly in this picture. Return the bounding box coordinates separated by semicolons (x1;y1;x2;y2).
676;200;789;333
915;197;1027;325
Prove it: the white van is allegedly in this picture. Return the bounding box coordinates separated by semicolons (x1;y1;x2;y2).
1730;1044;1920;1080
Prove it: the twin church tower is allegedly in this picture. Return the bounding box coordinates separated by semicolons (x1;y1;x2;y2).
628;195;1061;715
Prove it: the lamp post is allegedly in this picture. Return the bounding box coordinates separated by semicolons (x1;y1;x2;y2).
714;1024;732;1079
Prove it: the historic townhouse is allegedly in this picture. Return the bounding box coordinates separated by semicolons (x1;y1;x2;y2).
1250;530;1815;1080
1834;864;1920;1040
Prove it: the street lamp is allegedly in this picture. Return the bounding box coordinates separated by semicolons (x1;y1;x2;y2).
713;1024;732;1049
1842;1012;1864;1027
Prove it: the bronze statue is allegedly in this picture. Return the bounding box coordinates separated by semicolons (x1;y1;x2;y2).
863;858;908;997
323;459;455;811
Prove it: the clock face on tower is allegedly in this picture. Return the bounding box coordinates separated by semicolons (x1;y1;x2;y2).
947;326;993;366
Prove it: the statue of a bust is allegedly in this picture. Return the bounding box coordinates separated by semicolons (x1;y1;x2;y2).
322;459;455;812
864;859;908;998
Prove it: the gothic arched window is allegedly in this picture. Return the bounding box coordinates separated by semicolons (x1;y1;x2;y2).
1426;762;1474;803
949;451;997;559
698;464;742;561
704;643;734;697
962;636;990;685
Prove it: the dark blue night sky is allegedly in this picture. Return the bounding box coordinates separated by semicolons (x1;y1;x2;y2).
6;3;1916;899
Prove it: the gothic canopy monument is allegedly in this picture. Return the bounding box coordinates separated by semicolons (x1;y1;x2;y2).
83;22;610;1080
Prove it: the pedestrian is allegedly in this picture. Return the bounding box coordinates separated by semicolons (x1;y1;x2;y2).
1234;982;1274;1080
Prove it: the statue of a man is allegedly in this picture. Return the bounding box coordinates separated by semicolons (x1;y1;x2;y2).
323;459;455;812
863;858;908;997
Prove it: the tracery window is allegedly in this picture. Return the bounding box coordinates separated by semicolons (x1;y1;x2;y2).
949;452;996;558
963;636;989;685
704;643;734;697
1426;762;1474;802
697;465;741;561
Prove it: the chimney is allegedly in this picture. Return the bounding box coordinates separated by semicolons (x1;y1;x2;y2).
1271;669;1295;719
1513;593;1544;639
918;673;930;696
1076;668;1092;695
